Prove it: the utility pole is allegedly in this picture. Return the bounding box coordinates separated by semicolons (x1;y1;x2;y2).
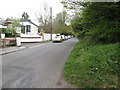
50;7;52;41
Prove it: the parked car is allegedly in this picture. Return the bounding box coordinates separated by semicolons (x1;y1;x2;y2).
61;35;66;41
53;35;63;42
67;35;71;39
65;36;68;40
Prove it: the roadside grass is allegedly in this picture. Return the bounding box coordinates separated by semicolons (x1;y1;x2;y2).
64;39;120;88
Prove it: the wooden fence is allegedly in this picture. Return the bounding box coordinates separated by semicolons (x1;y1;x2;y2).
0;38;16;47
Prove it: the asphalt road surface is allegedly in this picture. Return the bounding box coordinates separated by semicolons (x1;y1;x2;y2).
2;38;78;88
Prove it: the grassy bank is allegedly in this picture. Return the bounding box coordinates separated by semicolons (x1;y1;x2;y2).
64;39;119;88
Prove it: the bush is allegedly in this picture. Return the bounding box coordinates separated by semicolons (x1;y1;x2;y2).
88;21;120;43
5;33;16;37
0;28;7;34
0;28;16;37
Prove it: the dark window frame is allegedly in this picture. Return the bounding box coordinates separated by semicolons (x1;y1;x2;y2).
21;25;25;34
26;25;31;32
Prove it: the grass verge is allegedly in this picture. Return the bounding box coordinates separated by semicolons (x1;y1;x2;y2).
64;39;120;88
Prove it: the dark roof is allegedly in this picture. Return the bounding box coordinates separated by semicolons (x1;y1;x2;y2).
20;19;38;27
0;23;7;26
0;19;12;26
0;24;6;27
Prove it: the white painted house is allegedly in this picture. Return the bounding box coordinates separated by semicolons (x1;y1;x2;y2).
20;19;42;42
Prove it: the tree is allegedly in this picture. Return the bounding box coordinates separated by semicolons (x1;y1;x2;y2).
52;10;73;35
22;12;29;20
80;2;120;43
62;1;120;43
36;2;51;33
6;18;20;37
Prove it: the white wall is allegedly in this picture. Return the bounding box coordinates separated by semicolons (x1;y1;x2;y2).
31;25;38;35
20;33;58;42
20;34;42;42
43;33;51;41
43;33;57;41
21;34;41;37
52;34;57;39
21;38;42;42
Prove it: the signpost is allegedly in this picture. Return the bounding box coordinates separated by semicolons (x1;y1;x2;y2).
50;7;52;41
16;27;21;46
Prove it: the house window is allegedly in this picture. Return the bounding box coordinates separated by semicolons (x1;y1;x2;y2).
21;25;25;33
26;25;31;32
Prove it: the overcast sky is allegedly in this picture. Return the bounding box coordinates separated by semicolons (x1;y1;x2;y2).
0;0;63;23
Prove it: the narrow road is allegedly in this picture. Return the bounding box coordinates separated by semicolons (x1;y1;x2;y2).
2;38;78;88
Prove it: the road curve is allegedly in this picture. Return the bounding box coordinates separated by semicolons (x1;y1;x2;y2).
2;38;78;88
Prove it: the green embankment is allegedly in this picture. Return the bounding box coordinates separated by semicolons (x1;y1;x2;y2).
64;39;119;88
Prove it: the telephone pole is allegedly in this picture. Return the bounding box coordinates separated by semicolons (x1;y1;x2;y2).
50;7;52;41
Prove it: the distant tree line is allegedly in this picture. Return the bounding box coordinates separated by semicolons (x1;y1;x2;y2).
52;10;74;35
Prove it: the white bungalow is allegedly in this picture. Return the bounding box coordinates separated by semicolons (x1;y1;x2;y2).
20;19;42;42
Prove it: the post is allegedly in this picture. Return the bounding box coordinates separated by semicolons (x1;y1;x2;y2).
50;7;52;41
16;27;21;46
